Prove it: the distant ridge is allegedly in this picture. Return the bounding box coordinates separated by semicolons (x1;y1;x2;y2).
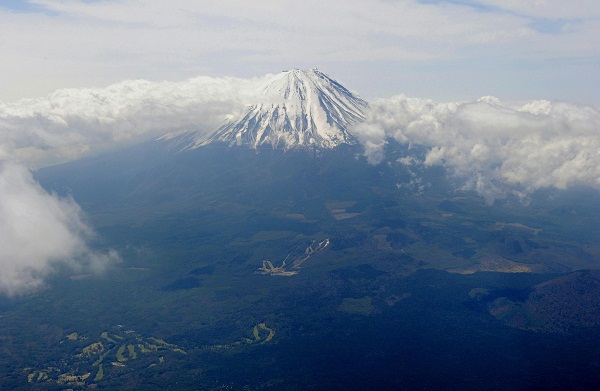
179;68;367;150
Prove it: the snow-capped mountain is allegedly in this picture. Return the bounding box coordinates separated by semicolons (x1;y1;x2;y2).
182;68;367;150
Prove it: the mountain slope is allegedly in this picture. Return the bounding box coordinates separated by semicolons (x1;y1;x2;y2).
182;68;367;150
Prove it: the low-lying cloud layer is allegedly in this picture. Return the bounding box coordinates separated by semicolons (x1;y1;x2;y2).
354;95;600;203
0;76;263;168
0;161;119;296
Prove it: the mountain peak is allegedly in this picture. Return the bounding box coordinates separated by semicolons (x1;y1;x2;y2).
191;69;368;150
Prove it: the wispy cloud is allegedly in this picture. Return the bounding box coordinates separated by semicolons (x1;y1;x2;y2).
1;1;598;103
0;161;119;296
354;95;600;203
472;0;600;19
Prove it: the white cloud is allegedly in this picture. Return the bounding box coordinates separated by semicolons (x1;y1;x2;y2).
0;76;263;167
354;95;600;203
0;161;120;296
0;1;598;104
474;0;600;19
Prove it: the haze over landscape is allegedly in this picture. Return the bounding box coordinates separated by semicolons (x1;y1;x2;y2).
1;1;600;390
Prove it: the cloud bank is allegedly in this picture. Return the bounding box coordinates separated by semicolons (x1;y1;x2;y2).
0;161;119;296
354;95;600;203
0;76;263;168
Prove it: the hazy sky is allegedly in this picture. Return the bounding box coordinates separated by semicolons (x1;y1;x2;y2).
1;0;599;105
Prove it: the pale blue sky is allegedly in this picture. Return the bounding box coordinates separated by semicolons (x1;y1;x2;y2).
0;0;598;105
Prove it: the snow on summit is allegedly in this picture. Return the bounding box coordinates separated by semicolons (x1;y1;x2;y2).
189;68;368;150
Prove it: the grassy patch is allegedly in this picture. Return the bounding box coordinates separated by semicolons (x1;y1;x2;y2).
127;345;137;359
116;345;127;362
339;297;374;315
94;364;104;381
